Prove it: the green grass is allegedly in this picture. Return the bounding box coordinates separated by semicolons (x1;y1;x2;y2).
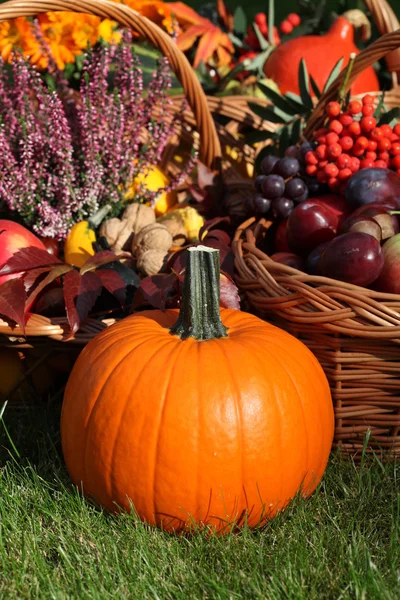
0;405;399;600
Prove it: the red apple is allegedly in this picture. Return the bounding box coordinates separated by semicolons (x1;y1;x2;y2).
287;195;350;255
373;233;400;294
0;220;46;285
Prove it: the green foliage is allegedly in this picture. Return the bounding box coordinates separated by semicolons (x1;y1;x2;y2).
0;406;399;599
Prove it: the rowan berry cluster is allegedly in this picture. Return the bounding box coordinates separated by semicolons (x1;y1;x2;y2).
305;94;400;192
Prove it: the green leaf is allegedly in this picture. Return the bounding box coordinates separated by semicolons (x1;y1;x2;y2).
253;24;269;51
245;129;278;145
228;32;244;47
257;83;303;116
323;57;344;93
279;125;291;156
378;108;400;125
309;75;321;99
248;103;292;124
267;0;275;46
291;118;303;146
298;59;313;110
233;6;247;34
373;92;386;119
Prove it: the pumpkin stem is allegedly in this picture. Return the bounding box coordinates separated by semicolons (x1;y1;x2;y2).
170;245;228;341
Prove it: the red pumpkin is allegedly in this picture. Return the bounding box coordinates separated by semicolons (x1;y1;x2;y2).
264;15;379;97
61;246;334;533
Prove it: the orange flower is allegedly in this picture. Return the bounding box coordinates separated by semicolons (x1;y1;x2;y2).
116;0;176;34
0;17;40;62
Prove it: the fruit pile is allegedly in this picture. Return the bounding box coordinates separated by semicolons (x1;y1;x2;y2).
305;94;400;193
244;11;301;50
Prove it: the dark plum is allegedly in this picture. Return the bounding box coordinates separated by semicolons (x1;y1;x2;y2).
270;252;306;271
374;233;400;294
306;242;330;275
261;155;280;175
339;215;382;242
261;174;285;199
319;232;384;287
285;177;308;202
287;196;349;256
272;197;294;218
345;168;400;210
273;157;300;178
274;218;290;252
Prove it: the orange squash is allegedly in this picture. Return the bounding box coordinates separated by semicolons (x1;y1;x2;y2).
61;246;334;533
264;15;379;97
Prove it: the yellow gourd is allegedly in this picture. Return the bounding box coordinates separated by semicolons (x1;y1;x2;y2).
64;221;96;268
128;166;178;217
179;206;204;241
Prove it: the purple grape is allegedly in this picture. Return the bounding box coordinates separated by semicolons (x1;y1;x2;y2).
285;177;308;202
284;145;302;160
253;195;272;214
255;175;266;193
261;155;280;175
273;157;300;178
303;176;326;197
261;174;285;199
272;197;294;218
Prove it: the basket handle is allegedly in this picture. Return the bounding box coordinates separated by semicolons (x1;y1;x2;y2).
304;28;400;138
363;0;400;82
0;0;222;169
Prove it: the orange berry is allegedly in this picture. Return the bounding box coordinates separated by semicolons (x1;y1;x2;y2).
370;128;383;141
390;142;400;155
287;13;301;27
305;151;318;165
325;132;339;145
348;100;362;115
339;136;353;151
365;151;377;161
324;163;339;178
367;139;377;151
329;119;343;134
339;113;353;126
280;20;293;34
255;12;267;26
349;157;360;172
305;164;318;176
328;177;340;191
393;124;400;137
360;159;375;169
327;143;342;158
316;170;328;183
374;160;387;168
378;137;391;152
360;116;376;133
379;151;390;162
392;155;400;169
318;160;328;169
315;144;327;160
362;104;375;117
338;168;352;181
326;102;341;118
337;153;351;169
362;94;374;105
381;124;392;138
348;121;361;137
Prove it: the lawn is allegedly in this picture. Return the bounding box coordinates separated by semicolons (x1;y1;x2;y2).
0;404;399;600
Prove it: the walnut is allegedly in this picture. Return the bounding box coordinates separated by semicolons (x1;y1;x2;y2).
132;223;173;256
122;204;155;235
157;212;187;247
99;204;156;251
137;249;168;276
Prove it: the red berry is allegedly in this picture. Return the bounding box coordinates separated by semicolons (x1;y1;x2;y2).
328;177;340;191
287;13;301;27
339;113;354;126
316;170;328;183
360;116;376;132
370;127;383;141
360;158;375;169
352;145;365;157
305;151;318;165
348;100;362;115
259;22;269;36
329;120;343;134
316;136;327;145
391;133;399;142
255;12;267;26
378;151;390;162
365;151;377;161
324;163;339;178
356;136;369;149
314;128;328;139
392;155;400;169
367;139;377;151
362;94;374;105
326;102;341;118
338;167;352;181
362;104;375;117
374;160;387;168
280;20;293;34
327;143;342;158
390;142;400;155
349;157;360;172
394;124;400;137
378;137;391;151
381;124;392;138
305;164;318;176
339;136;353;151
315;144;327;160
318;160;328;169
337;153;351;169
348;121;361;137
325;132;339;145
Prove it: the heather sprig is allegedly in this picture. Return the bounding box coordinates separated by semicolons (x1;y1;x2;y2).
0;29;196;239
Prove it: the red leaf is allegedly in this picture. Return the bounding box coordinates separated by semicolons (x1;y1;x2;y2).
199;216;231;240
220;273;240;309
80;250;131;274
63;271;103;335
25;264;73;312
0;278;27;332
24;267;53;292
133;273;180;311
95;269;126;306
169;2;209;25
202;229;231;247
0;247;61;276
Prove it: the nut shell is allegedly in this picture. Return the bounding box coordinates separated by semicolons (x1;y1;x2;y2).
157;213;187;246
132;223;173;255
122;204;155;235
137;249;168;276
99;218;124;249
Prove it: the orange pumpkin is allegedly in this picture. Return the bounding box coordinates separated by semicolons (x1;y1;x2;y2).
264;15;379;97
61;246;334;533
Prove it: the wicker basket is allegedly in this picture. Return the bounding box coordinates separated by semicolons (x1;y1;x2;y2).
234;28;400;460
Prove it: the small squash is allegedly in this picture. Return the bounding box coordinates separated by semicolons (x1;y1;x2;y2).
64;221;96;268
128;166;178;217
61;245;334;533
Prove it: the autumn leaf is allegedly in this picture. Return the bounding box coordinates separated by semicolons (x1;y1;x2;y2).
217;0;234;32
0;278;27;332
25;264;73;312
80;250;131;275
63;270;103;335
169;2;234;68
0;247;61;277
95;269;127;307
220;273;240;309
133;273;180;311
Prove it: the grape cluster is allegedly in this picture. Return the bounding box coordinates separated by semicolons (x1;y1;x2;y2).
252;146;316;218
305;94;400;193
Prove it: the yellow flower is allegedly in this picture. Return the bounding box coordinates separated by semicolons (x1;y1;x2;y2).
98;19;122;44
